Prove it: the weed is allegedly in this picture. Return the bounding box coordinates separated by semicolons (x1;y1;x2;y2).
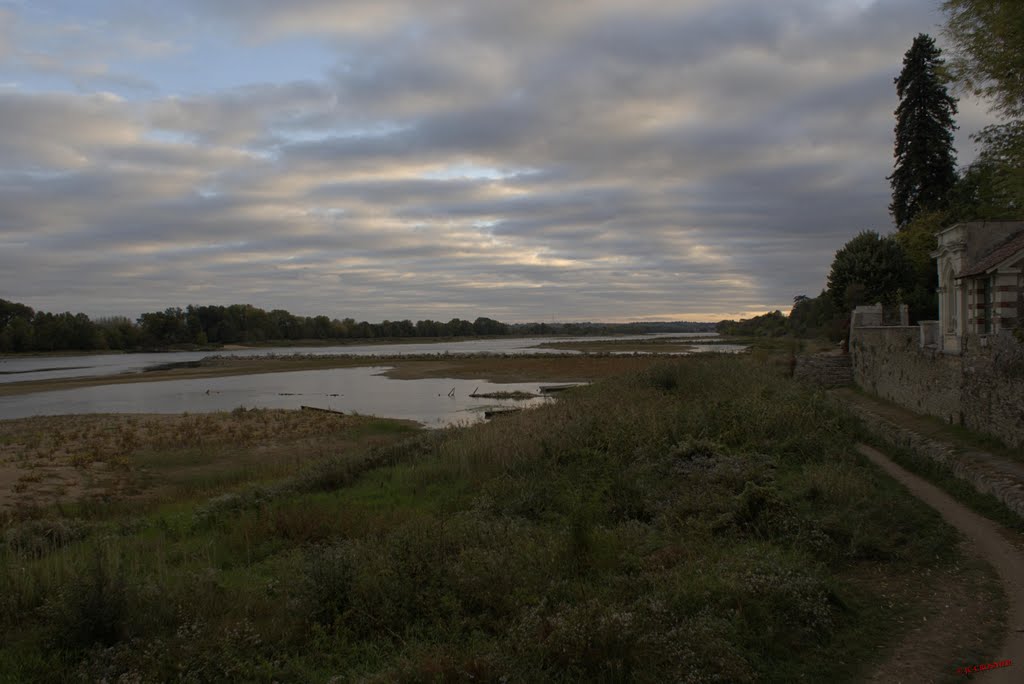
0;356;984;681
41;548;129;650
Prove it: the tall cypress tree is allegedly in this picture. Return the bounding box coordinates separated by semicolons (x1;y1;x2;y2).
889;34;958;229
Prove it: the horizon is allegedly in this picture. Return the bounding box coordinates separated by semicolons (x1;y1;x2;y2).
5;295;727;327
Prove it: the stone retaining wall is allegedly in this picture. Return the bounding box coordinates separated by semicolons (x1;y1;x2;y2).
793;353;853;388
850;327;961;424
960;332;1024;449
842;400;1024;521
850;327;1024;448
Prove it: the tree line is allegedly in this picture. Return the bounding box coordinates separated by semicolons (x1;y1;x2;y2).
0;299;714;354
724;1;1023;340
0;300;513;353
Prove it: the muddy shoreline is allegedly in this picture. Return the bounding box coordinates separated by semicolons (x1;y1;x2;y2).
0;352;679;398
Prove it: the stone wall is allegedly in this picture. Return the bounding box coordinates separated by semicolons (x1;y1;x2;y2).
793;353;853;388
850;327;1024;447
840;399;1024;520
960;332;1024;448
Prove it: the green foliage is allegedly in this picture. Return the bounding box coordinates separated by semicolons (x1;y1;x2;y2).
889;34;958;228
943;0;1024;120
788;292;844;340
717;296;847;342
717;310;789;337
958;123;1024;217
0;358;974;681
942;2;1024;219
827;231;914;312
0;297;717;353
894;212;944;321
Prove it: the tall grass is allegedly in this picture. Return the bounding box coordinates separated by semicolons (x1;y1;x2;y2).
0;357;976;682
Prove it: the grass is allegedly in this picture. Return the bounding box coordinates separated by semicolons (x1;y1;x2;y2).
857;431;1024;535
0;356;1003;682
0;410;420;520
841;384;1024;466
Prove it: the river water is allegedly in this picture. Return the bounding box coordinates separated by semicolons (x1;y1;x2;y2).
0;366;564;427
0;333;720;384
0;333;741;426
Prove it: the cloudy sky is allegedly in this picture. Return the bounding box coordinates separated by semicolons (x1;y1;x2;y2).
0;0;1001;323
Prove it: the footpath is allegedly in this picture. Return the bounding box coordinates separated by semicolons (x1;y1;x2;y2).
830;387;1024;521
828;388;1024;682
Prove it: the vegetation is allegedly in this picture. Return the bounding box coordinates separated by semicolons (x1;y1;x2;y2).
0;353;673;399
0;357;996;681
535;336;711;353
942;0;1024;216
0;298;714;354
716;310;790;338
787;293;843;340
889;34;959;229
943;0;1024;121
720;224;926;341
717;295;845;341
827;231;914;312
0;410;420;516
957;122;1024;217
781;5;1023;331
893;211;944;322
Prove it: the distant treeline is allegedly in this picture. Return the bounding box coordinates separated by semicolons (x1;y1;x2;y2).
716;292;845;340
0;298;715;353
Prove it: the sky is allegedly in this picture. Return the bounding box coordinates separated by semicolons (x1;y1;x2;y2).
0;0;1003;323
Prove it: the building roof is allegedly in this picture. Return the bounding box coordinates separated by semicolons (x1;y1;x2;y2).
958;229;1024;278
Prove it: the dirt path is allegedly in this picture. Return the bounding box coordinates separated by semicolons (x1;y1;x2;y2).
858;444;1024;683
833;388;1024;468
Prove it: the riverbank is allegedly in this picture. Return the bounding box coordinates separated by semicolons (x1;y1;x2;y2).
0;410;419;515
0;332;712;359
0;352;677;398
0;355;1002;681
535;338;708;353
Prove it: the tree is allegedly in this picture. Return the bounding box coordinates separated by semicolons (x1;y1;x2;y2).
942;2;1024;218
942;0;1024;120
827;231;914;311
894;211;947;321
716;310;789;337
0;298;34;329
964;122;1023;216
789;291;841;339
889;34;959;229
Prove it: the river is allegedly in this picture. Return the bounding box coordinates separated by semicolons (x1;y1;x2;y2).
0;333;740;426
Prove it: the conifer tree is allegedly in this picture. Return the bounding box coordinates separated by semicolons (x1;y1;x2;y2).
889;34;958;229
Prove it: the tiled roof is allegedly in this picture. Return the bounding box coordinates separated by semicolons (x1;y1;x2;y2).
958;230;1024;278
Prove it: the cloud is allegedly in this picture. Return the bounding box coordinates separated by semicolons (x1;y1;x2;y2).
0;5;180;94
0;8;13;59
0;0;994;322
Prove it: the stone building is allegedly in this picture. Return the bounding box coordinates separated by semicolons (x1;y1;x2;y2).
846;221;1024;448
932;221;1024;354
